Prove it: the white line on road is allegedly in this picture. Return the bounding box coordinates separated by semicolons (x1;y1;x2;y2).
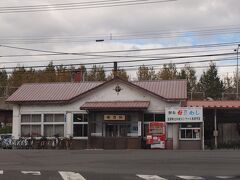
177;175;205;180
137;174;167;180
59;171;86;180
0;170;3;174
21;171;41;175
216;176;235;179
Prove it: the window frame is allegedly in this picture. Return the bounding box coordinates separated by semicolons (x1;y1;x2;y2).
43;113;65;138
20;113;65;138
20;114;42;137
179;123;201;141
73;113;88;139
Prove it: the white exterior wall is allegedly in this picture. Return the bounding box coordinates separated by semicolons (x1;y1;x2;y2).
12;105;20;138
12;81;181;138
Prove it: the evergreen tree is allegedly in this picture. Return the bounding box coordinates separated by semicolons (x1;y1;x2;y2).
198;63;224;100
178;65;197;93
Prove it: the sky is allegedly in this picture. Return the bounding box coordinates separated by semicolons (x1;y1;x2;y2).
0;0;240;80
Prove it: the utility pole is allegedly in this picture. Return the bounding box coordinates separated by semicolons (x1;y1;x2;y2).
234;44;240;100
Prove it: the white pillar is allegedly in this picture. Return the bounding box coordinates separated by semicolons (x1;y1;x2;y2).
173;123;179;150
65;112;72;138
202;121;205;150
12;105;20;139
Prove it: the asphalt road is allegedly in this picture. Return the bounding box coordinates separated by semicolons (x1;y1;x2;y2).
0;149;239;179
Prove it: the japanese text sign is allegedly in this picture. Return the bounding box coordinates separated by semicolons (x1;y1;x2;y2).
165;107;203;123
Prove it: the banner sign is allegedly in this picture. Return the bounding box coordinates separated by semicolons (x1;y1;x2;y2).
165;107;203;123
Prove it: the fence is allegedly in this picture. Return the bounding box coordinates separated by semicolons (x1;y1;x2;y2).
187;92;239;100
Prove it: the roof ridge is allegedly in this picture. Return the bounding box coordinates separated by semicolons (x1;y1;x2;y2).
132;79;187;83
21;81;105;85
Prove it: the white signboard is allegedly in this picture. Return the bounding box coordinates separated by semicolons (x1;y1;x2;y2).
138;121;142;136
165;107;203;123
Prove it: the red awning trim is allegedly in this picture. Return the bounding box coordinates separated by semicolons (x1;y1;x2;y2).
80;101;150;110
187;100;240;109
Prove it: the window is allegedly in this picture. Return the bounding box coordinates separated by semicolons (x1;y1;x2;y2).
21;114;41;137
73;114;88;138
144;113;165;122
179;123;201;140
43;114;65;137
21;114;65;138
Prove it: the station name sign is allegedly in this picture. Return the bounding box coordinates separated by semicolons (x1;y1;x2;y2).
165;107;203;123
104;115;126;121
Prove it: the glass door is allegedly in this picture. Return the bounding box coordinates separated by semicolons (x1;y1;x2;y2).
106;124;117;137
105;123;129;137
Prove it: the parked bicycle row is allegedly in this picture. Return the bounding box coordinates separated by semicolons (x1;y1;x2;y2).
0;137;73;149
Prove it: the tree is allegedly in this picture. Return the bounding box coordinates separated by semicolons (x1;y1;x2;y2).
107;68;129;81
8;66;27;87
137;65;156;80
8;66;31;95
178;65;197;93
87;65;106;81
223;73;235;100
0;70;8;97
197;63;224;100
56;65;71;82
158;63;177;80
43;62;56;82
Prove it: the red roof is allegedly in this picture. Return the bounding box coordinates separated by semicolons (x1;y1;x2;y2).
81;101;150;110
133;80;187;100
6;78;187;104
187;100;240;109
6;82;102;103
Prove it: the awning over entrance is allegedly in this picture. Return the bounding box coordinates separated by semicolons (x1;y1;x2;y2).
80;101;150;110
187;100;240;109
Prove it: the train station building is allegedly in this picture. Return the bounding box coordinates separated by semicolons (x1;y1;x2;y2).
6;77;240;150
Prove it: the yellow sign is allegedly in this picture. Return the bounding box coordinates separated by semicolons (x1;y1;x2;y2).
104;115;126;121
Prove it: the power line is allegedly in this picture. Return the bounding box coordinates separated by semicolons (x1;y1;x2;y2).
1;41;239;57
0;0;178;13
0;47;234;60
1;26;240;44
1;63;237;76
2;24;240;40
0;52;237;70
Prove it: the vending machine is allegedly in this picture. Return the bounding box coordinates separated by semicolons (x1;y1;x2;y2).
146;122;166;149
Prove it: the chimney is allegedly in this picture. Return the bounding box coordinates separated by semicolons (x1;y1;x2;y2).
113;61;118;78
73;71;82;82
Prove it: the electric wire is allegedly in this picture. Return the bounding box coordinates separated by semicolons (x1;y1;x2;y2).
0;0;178;13
1;41;240;57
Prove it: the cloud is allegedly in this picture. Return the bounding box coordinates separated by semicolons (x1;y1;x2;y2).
0;0;240;79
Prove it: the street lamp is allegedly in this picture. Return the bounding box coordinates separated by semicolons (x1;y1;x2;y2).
234;44;240;100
